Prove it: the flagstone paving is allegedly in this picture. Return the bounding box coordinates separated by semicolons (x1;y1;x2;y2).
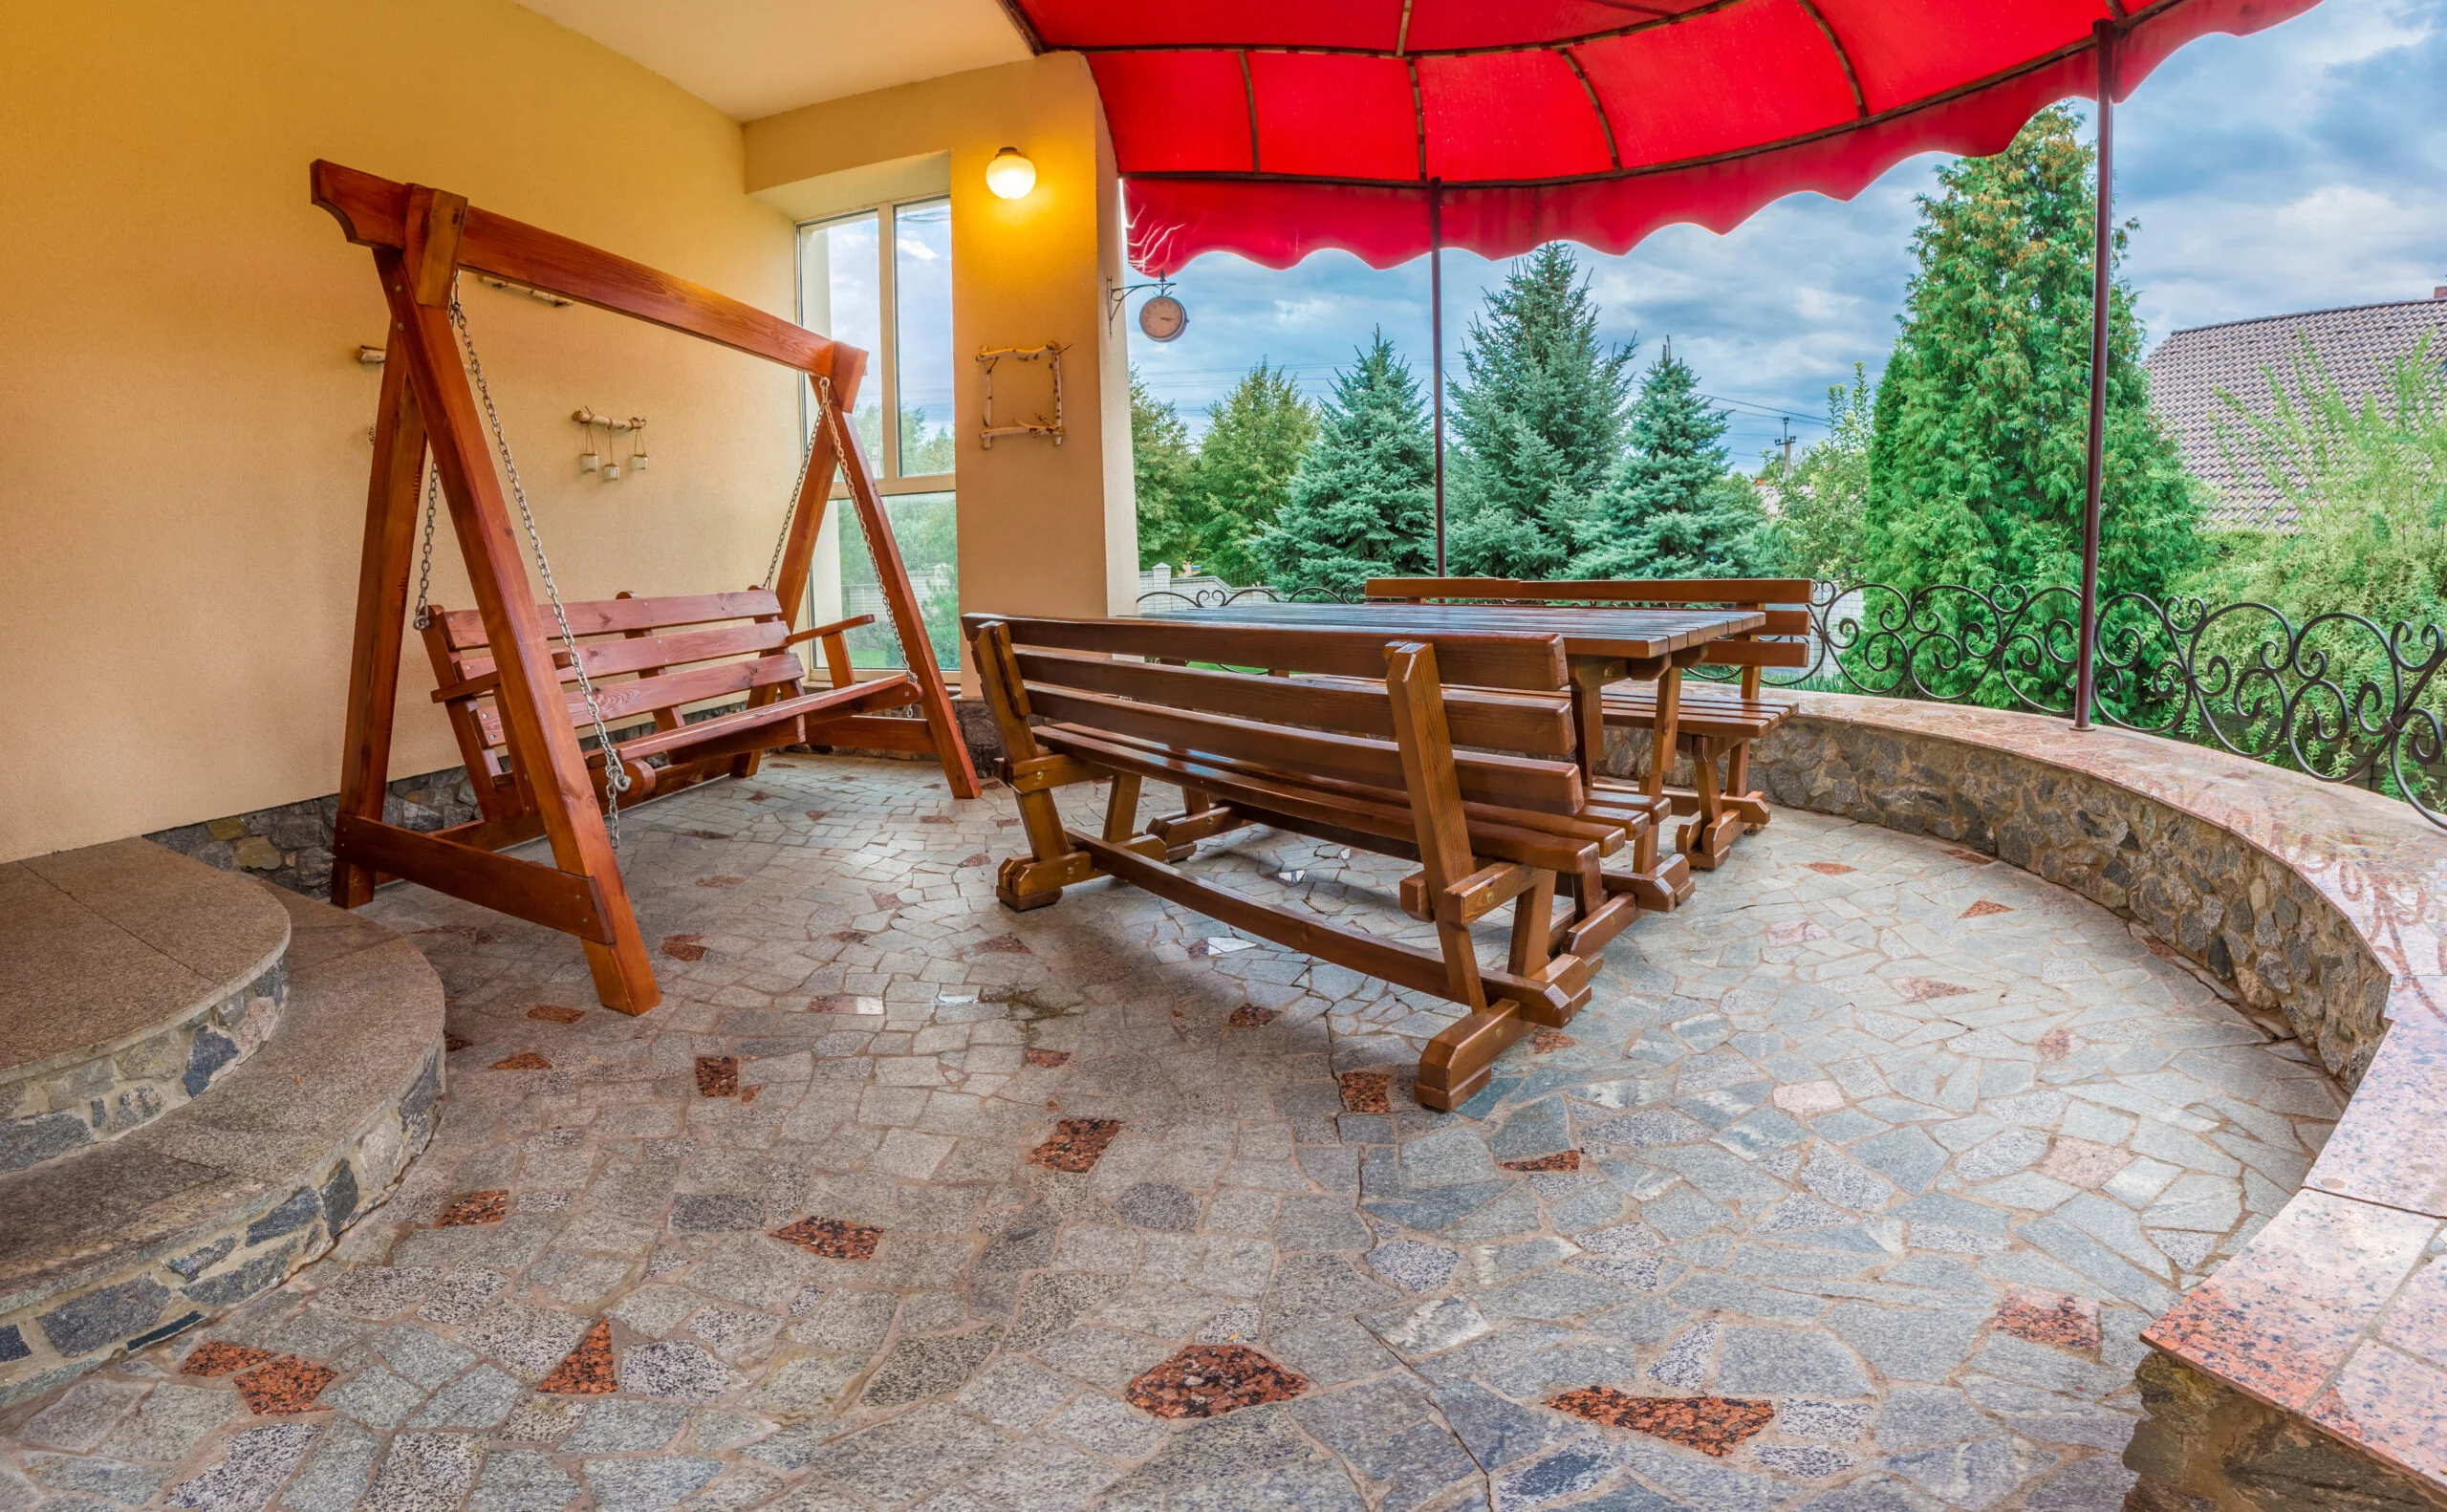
0;756;2342;1510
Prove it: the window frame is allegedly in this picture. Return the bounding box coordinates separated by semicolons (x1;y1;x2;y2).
795;196;956;499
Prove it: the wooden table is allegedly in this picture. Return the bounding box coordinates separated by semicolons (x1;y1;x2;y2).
1143;601;1765;906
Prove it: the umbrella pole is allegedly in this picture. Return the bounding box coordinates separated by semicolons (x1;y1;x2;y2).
2074;20;2114;732
1430;183;1446;575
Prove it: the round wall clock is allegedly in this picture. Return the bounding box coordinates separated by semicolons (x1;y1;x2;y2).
1138;293;1188;343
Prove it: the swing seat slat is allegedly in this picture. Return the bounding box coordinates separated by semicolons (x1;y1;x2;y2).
423;589;919;813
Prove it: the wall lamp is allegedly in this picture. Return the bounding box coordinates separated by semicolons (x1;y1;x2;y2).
985;146;1036;200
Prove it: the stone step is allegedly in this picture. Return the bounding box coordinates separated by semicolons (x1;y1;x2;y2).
0;841;293;1175
0;887;444;1403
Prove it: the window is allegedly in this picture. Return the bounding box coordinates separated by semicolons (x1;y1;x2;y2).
797;198;959;672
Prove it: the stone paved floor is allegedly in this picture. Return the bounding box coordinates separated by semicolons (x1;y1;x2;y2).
0;757;2344;1511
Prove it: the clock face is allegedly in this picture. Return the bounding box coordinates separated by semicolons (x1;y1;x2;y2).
1139;293;1188;343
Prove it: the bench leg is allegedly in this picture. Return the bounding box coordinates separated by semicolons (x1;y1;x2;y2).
1416;1000;1529;1112
1103;774;1143;843
1725;742;1769;832
1678;737;1743;872
1509;871;1556;977
1147;788;1245;860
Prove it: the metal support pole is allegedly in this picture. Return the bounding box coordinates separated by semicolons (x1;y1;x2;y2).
2074;20;2115;731
1429;182;1446;575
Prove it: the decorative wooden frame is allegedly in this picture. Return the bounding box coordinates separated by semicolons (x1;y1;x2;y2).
314;160;978;1014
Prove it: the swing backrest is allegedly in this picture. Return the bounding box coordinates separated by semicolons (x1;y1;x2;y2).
423;591;805;760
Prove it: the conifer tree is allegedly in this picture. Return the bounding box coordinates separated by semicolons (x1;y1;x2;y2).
1576;342;1774;577
1446;245;1637;578
1179;360;1318;585
1862;106;2200;603
1250;333;1437;595
1131;369;1200;569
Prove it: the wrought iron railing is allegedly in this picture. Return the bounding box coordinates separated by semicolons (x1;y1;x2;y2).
1136;579;2447;827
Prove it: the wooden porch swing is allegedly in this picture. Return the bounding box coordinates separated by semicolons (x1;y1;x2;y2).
314;161;979;1014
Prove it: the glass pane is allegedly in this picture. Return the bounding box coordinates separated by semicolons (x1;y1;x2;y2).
893;199;957;478
838;490;960;671
797;211;884;464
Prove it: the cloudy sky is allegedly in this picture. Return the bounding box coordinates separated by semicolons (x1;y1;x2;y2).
1124;0;2446;462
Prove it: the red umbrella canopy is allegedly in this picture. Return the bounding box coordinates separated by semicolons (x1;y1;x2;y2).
1005;0;2321;274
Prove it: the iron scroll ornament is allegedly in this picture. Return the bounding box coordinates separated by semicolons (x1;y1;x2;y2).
1134;580;2447;828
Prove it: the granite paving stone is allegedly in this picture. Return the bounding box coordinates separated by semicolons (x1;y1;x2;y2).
0;764;2342;1510
466;1449;582;1512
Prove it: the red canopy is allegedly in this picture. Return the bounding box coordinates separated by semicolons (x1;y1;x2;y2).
1003;0;2320;274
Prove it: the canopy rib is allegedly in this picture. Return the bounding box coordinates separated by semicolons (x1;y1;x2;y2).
1790;0;1870;119
1561;49;1624;171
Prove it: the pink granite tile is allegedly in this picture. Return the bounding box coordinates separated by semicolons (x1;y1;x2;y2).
2379;1255;2447;1372
2307;1004;2447;1219
1548;1389;1775;1457
2034;1027;2082;1062
2142;1271;2366;1412
2308;1343;2447;1486
1994;1285;2100;1352
2144;1191;2436;1410
2039;1136;2129;1188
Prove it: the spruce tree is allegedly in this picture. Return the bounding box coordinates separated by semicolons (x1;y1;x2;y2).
1250;332;1437;595
1180;360;1319;585
1576;343;1773;578
1131;369;1200;569
1862;106;2201;607
1446;245;1637;578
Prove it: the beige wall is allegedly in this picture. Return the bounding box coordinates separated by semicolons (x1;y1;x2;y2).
746;55;1140;658
0;0;804;862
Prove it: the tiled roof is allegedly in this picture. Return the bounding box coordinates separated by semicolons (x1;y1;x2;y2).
2144;295;2447;531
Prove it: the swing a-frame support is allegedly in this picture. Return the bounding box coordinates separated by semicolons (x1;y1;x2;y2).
314;160;979;1015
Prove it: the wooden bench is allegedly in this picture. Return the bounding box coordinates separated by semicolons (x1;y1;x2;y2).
1365;578;1811;870
964;613;1650;1110
420;588;925;826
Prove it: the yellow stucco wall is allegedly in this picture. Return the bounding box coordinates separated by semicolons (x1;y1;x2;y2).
746;54;1141;650
0;0;804;862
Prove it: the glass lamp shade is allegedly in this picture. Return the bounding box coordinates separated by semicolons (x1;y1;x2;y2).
985;147;1036;201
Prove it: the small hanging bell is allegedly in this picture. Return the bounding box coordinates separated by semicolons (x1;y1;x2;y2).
630;418;649;471
578;416;601;473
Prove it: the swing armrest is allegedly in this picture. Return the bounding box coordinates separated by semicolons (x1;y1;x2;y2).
781;615;875;647
433;669;504;704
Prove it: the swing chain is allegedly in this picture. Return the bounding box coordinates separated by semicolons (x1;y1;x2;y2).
410;461;440;631
446;286;631;848
763;414;823;593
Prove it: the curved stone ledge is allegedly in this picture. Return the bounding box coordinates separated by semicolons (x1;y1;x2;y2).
1746;693;2447;1507
0;892;444;1404
0;842;294;1175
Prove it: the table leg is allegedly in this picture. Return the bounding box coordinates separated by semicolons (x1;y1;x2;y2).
1576;658;1692;911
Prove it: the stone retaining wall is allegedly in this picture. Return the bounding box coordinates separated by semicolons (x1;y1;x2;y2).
0;1045;440;1403
1741;694;2447;1511
1746;710;2393;1089
143;702;1006;901
0;956;286;1177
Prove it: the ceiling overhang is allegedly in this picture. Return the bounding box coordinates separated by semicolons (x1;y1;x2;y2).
516;0;1038;121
